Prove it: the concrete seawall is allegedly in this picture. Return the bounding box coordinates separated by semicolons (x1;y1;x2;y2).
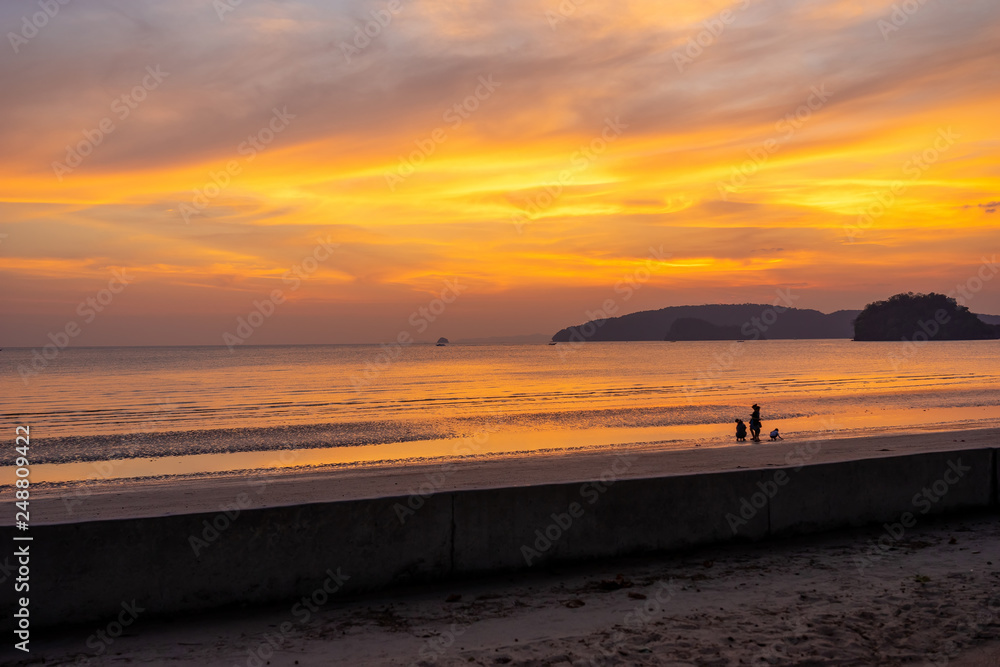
5;447;998;628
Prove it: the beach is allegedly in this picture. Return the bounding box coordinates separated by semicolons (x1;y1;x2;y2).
23;427;999;525
5;509;998;666
3;426;996;666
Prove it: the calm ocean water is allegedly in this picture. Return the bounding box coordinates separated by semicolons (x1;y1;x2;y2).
3;340;999;473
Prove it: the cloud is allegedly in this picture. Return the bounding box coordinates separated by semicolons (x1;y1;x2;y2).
2;0;999;342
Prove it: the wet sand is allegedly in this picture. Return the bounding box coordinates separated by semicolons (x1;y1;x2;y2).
6;512;997;666
22;426;998;525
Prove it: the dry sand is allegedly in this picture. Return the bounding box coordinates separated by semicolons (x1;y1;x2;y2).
24;427;998;525
6;512;998;666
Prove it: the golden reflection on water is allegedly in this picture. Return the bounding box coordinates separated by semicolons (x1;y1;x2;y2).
17;404;999;485
4;340;1000;438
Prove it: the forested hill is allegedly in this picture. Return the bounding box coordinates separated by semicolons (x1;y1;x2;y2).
853;293;1000;341
551;304;861;342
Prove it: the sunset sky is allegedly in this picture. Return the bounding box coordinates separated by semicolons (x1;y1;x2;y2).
2;0;998;346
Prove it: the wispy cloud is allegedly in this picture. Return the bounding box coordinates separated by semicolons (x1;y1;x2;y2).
2;0;999;343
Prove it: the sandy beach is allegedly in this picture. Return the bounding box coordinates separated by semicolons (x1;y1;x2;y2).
24;427;999;525
5;426;996;666
6;511;997;666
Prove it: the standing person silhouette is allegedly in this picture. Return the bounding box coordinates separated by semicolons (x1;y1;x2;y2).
749;404;762;441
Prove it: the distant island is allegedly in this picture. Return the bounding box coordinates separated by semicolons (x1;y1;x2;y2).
666;317;755;341
550;299;1000;342
551;304;860;342
853;292;1000;341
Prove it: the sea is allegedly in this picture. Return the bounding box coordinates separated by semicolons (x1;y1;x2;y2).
2;340;999;484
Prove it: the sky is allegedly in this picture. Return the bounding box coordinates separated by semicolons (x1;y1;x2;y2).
1;0;999;346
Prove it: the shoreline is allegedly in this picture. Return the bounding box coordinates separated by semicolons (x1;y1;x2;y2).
14;403;1000;467
18;426;998;526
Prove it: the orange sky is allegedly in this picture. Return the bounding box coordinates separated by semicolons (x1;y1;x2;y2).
1;0;999;345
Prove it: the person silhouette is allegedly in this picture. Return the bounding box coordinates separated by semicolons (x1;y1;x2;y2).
749;404;762;441
735;419;747;442
769;428;783;441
